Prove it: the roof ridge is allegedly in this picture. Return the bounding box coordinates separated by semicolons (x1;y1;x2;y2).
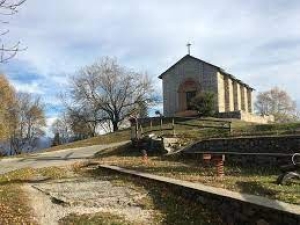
158;54;254;90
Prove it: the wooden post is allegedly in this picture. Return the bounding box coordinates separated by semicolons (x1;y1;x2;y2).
141;149;148;164
160;117;163;137
172;117;176;137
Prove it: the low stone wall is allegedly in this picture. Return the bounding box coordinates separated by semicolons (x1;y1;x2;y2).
218;110;274;124
184;135;300;166
101;165;300;225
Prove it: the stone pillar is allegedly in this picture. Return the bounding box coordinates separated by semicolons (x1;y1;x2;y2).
244;87;248;112
233;81;241;111
224;77;234;112
240;85;245;111
217;73;225;112
247;89;252;113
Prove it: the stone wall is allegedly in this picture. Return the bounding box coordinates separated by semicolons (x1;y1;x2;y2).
185;135;300;154
184;135;300;166
218;110;274;124
102;165;300;225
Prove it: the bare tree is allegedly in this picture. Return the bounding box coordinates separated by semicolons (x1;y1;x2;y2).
51;113;73;143
10;92;46;153
68;57;153;132
0;0;26;63
255;87;297;123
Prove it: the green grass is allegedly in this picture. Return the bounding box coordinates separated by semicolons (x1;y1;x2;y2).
59;212;138;225
0;167;70;224
38;118;235;153
44;129;131;152
231;121;300;136
40;117;300;154
0;167;69;184
93;143;300;205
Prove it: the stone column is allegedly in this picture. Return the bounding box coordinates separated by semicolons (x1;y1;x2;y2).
240;85;245;111
243;87;248;112
233;81;241;111
228;78;234;111
224;77;234;112
247;89;252;113
217;73;225;112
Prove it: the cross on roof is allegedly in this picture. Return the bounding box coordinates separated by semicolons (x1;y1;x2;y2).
186;42;192;55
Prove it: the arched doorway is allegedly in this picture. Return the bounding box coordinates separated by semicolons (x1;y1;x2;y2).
177;79;200;112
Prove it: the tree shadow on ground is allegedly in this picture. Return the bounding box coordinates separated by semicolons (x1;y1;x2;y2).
17;152;91;162
94;143;162;159
84;167;225;225
86;167;298;225
235;180;279;198
0;177;52;186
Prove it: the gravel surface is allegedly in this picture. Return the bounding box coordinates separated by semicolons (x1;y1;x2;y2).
24;179;154;225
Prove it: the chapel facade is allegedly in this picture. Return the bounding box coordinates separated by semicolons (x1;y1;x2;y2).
159;54;254;117
159;53;275;123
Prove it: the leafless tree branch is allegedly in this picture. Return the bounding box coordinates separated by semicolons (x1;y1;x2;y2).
0;0;26;63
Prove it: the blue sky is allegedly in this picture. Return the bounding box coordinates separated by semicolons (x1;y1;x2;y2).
1;0;300;131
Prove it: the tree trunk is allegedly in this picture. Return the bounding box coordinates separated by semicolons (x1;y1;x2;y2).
112;121;119;132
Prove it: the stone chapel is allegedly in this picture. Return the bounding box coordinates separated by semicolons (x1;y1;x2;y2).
159;53;273;123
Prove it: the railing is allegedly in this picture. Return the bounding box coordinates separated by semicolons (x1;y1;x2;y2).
130;116;232;139
130;116;300;141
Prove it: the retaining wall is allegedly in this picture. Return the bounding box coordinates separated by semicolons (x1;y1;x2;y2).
183;135;300;165
100;165;300;225
218;110;274;124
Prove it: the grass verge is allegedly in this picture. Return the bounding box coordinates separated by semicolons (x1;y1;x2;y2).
44;129;130;152
59;212;139;225
0;167;70;224
93;143;300;204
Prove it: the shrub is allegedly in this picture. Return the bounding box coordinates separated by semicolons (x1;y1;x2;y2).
190;92;215;117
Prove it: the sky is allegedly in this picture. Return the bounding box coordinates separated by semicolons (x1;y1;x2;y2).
1;0;300;134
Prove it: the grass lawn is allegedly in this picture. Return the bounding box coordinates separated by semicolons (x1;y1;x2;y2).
41;118;300;155
44;129;131;152
93;143;300;205
0;167;70;224
39;118;249;153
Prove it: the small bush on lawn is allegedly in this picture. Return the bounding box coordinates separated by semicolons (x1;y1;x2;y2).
190;92;215;117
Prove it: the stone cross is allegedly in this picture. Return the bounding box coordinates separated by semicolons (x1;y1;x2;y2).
187;42;192;55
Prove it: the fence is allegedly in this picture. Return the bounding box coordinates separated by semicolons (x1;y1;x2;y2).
129;116;232;140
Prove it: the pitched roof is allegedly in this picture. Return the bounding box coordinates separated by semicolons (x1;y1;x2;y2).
158;54;254;90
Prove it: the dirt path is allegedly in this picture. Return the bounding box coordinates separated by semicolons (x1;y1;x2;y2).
24;178;154;225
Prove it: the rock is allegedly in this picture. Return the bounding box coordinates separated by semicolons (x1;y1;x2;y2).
256;219;270;225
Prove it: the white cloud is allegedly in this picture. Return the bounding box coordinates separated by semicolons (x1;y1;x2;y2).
0;0;299;127
11;80;45;94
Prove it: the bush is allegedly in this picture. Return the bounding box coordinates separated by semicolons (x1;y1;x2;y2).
190;92;215;117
